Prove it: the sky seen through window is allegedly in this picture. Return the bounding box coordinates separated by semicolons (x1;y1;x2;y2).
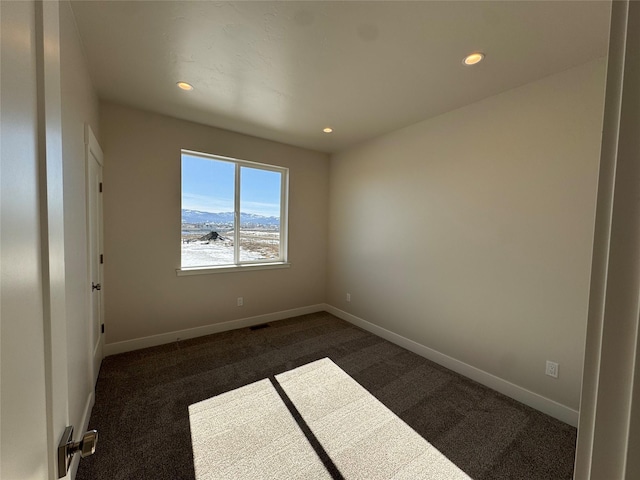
182;154;281;218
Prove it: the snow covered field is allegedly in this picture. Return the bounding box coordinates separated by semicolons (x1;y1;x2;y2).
181;230;280;267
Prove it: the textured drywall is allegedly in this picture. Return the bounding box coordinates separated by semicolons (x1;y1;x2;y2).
327;59;606;411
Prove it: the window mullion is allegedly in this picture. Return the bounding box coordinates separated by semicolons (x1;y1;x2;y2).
234;164;241;264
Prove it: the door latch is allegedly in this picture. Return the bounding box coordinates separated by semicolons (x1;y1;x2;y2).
92;282;101;291
57;426;98;478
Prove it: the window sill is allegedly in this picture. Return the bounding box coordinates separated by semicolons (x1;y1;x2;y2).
176;262;291;276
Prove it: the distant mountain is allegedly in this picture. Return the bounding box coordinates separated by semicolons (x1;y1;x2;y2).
182;209;280;226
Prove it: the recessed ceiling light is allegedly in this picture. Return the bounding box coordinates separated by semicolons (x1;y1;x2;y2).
177;81;194;91
323;127;333;133
463;52;485;66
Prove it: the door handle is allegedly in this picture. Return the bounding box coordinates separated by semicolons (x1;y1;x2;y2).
92;282;101;291
57;426;98;478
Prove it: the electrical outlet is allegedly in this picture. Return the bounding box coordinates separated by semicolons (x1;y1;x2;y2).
346;293;351;303
237;297;243;307
546;361;559;378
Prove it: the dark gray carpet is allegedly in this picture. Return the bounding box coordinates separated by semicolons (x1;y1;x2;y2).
76;312;576;479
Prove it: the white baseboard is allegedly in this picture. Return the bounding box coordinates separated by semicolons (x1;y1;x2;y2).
70;390;95;479
324;304;579;427
103;304;326;356
102;303;578;426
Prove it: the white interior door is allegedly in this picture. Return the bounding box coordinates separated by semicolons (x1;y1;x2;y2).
1;1;80;479
1;2;52;478
87;125;104;385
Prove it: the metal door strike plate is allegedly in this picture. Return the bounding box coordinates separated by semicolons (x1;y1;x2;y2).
57;426;98;478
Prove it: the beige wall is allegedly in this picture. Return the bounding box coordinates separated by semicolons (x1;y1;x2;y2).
59;0;101;454
100;102;329;344
327;59;606;411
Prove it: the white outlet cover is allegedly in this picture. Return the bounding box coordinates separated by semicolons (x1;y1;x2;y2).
546;361;559;378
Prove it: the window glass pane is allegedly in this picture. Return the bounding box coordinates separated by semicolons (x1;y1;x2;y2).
181;155;235;267
239;166;281;262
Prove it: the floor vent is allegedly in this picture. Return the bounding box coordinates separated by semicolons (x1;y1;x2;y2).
249;323;270;331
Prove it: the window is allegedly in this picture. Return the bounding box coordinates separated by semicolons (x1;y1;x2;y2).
180;150;288;272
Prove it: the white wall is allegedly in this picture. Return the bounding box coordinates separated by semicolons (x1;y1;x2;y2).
327;59;606;412
59;0;101;462
100;102;329;345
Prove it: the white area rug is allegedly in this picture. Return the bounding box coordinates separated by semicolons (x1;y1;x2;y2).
189;358;472;479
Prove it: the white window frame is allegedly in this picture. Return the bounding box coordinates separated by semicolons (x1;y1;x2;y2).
177;149;289;276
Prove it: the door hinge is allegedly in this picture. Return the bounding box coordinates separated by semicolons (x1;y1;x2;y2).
99;182;103;193
101;324;104;334
100;254;103;264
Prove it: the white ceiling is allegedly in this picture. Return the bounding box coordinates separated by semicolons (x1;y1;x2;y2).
70;1;611;153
